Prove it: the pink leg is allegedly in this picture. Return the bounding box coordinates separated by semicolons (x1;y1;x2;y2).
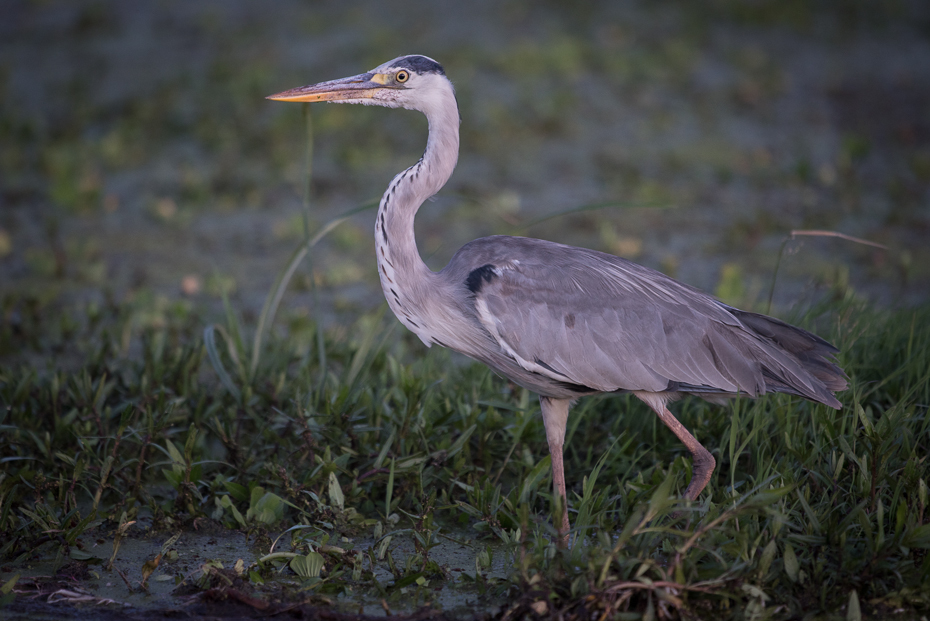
540;397;571;545
634;392;716;501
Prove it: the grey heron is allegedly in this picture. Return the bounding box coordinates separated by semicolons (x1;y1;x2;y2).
268;55;847;541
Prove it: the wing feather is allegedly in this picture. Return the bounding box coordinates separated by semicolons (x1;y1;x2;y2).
442;236;843;404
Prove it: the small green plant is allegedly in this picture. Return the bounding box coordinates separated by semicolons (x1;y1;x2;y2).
2;57;929;620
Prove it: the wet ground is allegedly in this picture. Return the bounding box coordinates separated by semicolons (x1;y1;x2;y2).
3;519;513;619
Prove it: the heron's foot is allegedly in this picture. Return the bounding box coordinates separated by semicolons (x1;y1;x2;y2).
670;452;714;521
682;449;716;502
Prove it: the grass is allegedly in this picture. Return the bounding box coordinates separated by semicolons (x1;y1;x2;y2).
2;238;929;619
3;96;930;621
2;5;929;616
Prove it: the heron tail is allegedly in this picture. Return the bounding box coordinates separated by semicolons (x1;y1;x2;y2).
729;308;848;408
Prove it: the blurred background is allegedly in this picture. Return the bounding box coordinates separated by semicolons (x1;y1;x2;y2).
2;0;929;364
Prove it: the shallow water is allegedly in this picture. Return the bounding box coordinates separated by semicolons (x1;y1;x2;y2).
4;519;514;617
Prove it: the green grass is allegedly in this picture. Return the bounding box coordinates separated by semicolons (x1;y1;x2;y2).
2;83;928;621
1;278;929;618
2;6;929;614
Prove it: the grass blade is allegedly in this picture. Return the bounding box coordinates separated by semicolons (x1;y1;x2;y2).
204;324;242;401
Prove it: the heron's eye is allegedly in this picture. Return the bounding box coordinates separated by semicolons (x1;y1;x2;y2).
395;70;410;83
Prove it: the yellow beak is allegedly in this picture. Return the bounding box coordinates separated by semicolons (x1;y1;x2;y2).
266;72;389;103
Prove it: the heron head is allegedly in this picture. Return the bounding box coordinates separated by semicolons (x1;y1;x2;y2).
267;55;452;113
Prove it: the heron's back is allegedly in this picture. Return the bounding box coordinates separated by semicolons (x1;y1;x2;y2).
438;235;847;406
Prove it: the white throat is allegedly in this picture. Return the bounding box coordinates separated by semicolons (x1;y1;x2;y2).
374;77;460;346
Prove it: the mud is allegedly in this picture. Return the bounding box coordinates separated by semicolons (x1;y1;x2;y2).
3;520;513;619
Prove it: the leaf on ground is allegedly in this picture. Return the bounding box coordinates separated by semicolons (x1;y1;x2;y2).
1;574;19;595
141;554;162;587
783;542;799;583
290;552;324;578
847;590;861;621
328;472;345;510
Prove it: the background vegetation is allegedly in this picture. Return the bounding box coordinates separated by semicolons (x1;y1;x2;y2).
1;0;929;618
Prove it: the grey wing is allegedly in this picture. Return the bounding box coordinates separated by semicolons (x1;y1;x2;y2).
454;237;842;405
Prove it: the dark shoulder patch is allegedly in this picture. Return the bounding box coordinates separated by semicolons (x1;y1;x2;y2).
389;55;445;75
466;264;497;294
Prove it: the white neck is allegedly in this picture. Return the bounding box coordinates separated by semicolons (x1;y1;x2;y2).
374;80;460;344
